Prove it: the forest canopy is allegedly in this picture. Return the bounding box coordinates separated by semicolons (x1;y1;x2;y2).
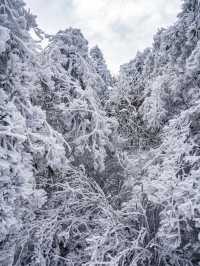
0;0;200;265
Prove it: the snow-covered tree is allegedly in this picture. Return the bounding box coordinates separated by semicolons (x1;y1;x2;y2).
0;0;45;264
34;28;130;204
90;45;112;87
2;0;200;265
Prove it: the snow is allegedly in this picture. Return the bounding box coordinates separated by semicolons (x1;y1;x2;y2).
0;26;10;53
1;0;200;265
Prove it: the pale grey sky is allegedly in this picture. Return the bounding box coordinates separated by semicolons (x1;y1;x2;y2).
25;0;182;73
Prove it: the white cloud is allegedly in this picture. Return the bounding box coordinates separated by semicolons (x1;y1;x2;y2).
25;0;182;73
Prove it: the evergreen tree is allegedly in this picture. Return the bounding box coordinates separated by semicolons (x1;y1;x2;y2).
1;0;200;265
90;45;112;87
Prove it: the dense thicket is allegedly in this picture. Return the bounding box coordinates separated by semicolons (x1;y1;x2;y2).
0;0;200;265
110;0;200;264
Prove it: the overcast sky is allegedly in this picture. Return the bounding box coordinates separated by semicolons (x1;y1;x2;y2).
25;0;182;73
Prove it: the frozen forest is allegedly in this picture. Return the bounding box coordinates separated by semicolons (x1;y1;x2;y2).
0;0;200;265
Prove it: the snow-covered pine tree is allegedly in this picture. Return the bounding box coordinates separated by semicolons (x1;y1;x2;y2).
110;49;161;151
113;0;200;264
36;28;114;173
90;45;113;87
33;28;132;208
0;0;64;264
